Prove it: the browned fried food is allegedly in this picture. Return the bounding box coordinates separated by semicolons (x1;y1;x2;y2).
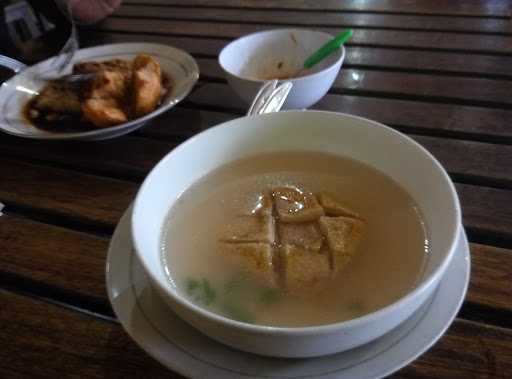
319;216;365;273
132;54;162;118
278;222;323;252
220;215;276;244
216;188;366;292
82;70;131;127
28;56;165;130
73;59;132;81
220;242;277;287
249;191;273;216
273;186;324;223
89;70;130;102
317;192;362;219
33;82;82;114
82;98;128;128
281;245;331;292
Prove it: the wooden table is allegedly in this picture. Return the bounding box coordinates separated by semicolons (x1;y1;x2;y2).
1;1;511;377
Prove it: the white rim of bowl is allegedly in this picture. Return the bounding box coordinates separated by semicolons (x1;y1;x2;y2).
132;110;462;336
218;28;345;84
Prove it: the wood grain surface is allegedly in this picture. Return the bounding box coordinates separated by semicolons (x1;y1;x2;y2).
1;1;511;377
187;83;512;141
114;5;512;34
1;136;511;243
0;215;109;303
84;32;512;79
2;108;512;184
0;159;136;228
1;212;510;316
97;17;512;54
123;0;512;17
193;57;512;107
1;289;511;379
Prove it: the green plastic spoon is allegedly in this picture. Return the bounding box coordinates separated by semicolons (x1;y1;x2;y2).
303;29;353;69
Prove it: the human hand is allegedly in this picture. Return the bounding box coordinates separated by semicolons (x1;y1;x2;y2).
69;0;122;24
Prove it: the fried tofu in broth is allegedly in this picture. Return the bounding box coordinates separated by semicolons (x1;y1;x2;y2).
273;186;324;223
161;151;430;327
220;215;275;244
318;192;362;219
281;245;331;292
220;242;277;287
278;222;323;252
219;186;365;292
319;216;365;273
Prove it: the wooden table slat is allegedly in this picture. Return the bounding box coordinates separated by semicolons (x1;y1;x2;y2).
1;213;510;316
195;57;512;107
115;4;512;34
96;18;512;55
2;2;512;376
123;0;512;18
187;83;512;141
469;244;512;311
0;154;511;243
0;159;137;228
0;135;178;180
2;104;512;188
0;215;108;303
410;135;512;188
0;289;176;378
85;32;512;79
1;289;511;379
456;183;512;241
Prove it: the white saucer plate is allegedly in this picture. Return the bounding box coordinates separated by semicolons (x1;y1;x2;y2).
0;43;199;141
106;206;470;379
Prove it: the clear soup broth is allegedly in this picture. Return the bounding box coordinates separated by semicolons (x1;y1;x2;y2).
161;151;428;327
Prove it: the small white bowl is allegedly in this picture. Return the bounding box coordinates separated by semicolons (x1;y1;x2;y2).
132;111;461;358
219;29;344;109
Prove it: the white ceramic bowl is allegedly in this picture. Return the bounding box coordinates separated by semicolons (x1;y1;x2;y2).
0;43;199;141
219;29;344;109
132;111;461;358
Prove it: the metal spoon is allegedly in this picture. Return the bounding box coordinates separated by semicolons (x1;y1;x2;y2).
247;79;293;116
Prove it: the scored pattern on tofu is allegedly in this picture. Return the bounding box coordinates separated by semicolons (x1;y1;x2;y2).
219;215;275;244
278;222;323;253
219;186;365;292
219;242;276;287
273;186;324;223
319;216;365;273
282;245;331;292
318;192;362;219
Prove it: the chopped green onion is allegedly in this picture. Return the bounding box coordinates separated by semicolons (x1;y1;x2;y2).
259;288;280;304
221;303;254;324
185;278;199;293
202;278;216;305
